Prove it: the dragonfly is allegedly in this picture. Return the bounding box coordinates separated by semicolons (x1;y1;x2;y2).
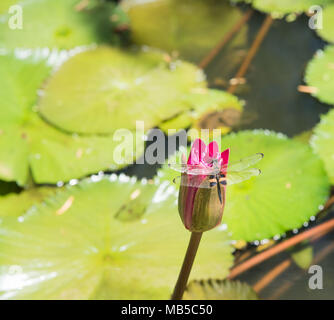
168;153;264;205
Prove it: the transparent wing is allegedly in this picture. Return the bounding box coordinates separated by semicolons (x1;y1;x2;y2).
168;163;217;175
222;153;264;172
172;168;261;188
225;168;261;185
173;175;212;188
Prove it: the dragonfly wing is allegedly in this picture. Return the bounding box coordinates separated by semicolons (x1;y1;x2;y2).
168;163;217;175
173;175;212;188
168;163;188;173
222;153;264;172
225;168;261;185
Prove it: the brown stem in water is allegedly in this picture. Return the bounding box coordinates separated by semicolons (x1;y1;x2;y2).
171;232;203;300
227;15;273;94
198;9;253;69
228;218;334;279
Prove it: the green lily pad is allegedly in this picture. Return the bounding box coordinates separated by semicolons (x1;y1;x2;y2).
0;0;18;14
183;279;258;300
0;53;144;185
121;0;247;64
316;4;334;43
0;176;233;299
161;130;330;242
290;243;313;270
38;46;206;134
159;89;243;136
305;45;334;105
251;0;331;17
311;109;334;184
220;130;330;241
0;0;120;50
0;186;56;218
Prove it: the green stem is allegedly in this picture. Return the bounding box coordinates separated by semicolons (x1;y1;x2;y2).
171;232;203;300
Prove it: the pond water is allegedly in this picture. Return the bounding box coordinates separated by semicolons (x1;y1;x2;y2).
122;8;334;300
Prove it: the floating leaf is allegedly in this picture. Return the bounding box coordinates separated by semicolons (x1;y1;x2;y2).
220;130;330;241
0;54;144;185
305;45;334;105
161;130;330;241
0;187;56;218
159;89;243;136
311;109;334;184
122;0;247;65
290;243;313;269
0;176;233;299
183;279;258;300
250;0;331;16
0;0;119;50
316;4;334;43
38;46;206;134
0;0;17;14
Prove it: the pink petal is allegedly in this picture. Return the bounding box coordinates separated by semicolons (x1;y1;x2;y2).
220;148;230;166
203;141;219;165
187;138;206;165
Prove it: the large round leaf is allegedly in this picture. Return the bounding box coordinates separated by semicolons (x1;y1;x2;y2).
220;130;330;241
0;0;17;14
0;0;120;50
122;0;247;65
38;46;206;134
251;0;331;16
161;130;330;242
316;4;334;43
305;45;334;105
311;109;334;184
0;53;144;185
0;176;233;299
0;187;56;218
159;89;243;136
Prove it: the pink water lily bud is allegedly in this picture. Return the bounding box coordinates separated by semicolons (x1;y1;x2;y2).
178;139;230;232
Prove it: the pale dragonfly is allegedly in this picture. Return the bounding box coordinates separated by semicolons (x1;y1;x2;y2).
168;153;264;205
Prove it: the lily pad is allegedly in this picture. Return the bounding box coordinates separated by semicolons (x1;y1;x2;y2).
316;4;334;43
220;130;330;241
0;176;233;299
183;279;258;300
305;45;334;105
0;53;144;185
0;187;56;218
251;0;331;17
290;243;313;269
0;0;18;14
0;0;120;50
311;109;334;184
121;0;247;65
159;89;243;136
162;130;330;241
38;46;206;134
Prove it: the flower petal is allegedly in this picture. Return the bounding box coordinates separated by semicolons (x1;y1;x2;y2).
187;138;206;164
203;141;219;164
220;148;230;167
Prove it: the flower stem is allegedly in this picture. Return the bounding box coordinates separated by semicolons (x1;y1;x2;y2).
171;232;203;300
